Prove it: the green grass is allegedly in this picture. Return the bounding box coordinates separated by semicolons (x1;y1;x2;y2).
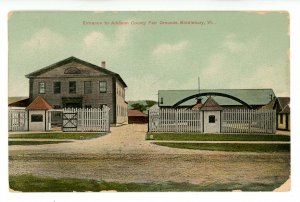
9;174;287;192
146;133;290;141
9;141;72;146
153;142;290;153
9;133;106;140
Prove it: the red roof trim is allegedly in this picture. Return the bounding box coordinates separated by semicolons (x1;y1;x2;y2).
26;96;53;110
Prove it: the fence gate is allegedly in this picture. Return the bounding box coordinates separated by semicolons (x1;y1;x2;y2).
62;112;78;132
148;108;276;134
62;107;110;132
8;109;28;131
149;108;203;133
221;109;276;134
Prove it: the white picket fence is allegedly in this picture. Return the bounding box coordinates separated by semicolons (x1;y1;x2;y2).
8;109;28;131
62;106;110;132
8;107;110;132
149;108;276;134
221;109;276;134
149;108;202;133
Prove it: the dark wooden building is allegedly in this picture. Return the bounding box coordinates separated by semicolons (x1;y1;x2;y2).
25;56;128;125
128;110;148;124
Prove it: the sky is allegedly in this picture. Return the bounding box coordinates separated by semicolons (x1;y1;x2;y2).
8;11;290;101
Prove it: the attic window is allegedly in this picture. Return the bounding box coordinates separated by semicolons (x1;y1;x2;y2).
64;67;81;74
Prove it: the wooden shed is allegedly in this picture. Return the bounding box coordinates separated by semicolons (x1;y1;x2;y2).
26;96;53;131
128;110;148;124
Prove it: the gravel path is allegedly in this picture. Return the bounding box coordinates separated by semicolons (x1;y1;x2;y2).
9;124;290;189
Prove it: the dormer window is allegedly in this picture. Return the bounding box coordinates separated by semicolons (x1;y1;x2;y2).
64;67;81;74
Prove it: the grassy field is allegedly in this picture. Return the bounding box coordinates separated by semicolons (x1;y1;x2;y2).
146;133;290;141
9;133;106;140
9;174;286;192
9;141;72;146
153;142;290;153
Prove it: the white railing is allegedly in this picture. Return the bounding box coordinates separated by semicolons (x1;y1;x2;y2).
63;106;110;132
149;108;276;134
8;109;28;131
221;109;276;134
149;108;202;132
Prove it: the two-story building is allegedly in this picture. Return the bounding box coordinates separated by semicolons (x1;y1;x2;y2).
25;56;128;125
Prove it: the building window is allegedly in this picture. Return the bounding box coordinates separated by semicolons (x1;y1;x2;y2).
280;114;283;124
84;81;92;94
160;97;164;104
69;81;76;94
53;82;61;94
209;115;215;123
39;82;46;94
99;81;107;93
31;114;43;122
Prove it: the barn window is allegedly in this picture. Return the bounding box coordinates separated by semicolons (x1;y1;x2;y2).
84;81;92;94
209;115;215;123
31;114;43;122
99;81;107;93
39;82;46;94
53;82;61;94
69;81;76;94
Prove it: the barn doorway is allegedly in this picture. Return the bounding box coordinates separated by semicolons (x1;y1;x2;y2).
62;97;82;108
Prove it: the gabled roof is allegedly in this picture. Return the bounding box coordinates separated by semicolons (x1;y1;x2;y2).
280;104;290;114
277;97;290;110
200;97;223;111
8;97;30;107
262;97;290;112
25;56;127;87
128;110;146;117
158;89;276;107
26;96;53;110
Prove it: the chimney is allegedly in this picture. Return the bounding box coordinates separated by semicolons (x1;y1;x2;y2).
101;61;106;68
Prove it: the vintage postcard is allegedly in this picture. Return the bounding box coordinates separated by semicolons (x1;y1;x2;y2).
8;11;290;192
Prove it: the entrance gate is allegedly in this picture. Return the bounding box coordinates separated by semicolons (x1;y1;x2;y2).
62;112;78;132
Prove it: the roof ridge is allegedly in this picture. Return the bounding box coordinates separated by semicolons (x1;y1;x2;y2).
26;96;53;110
158;88;274;91
25;56;127;87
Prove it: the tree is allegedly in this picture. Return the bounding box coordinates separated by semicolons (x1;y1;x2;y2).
145;100;157;108
131;103;147;112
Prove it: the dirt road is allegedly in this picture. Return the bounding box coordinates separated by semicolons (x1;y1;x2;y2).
9;124;290;189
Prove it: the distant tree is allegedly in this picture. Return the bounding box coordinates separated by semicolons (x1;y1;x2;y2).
145;100;157;108
131;103;147;112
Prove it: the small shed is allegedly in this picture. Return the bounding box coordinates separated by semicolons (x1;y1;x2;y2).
26;96;53;131
278;104;290;131
200;97;223;133
128;110;148;124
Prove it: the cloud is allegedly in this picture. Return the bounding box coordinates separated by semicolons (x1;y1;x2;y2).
152;41;189;56
222;33;260;54
81;23;136;56
23;28;66;51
